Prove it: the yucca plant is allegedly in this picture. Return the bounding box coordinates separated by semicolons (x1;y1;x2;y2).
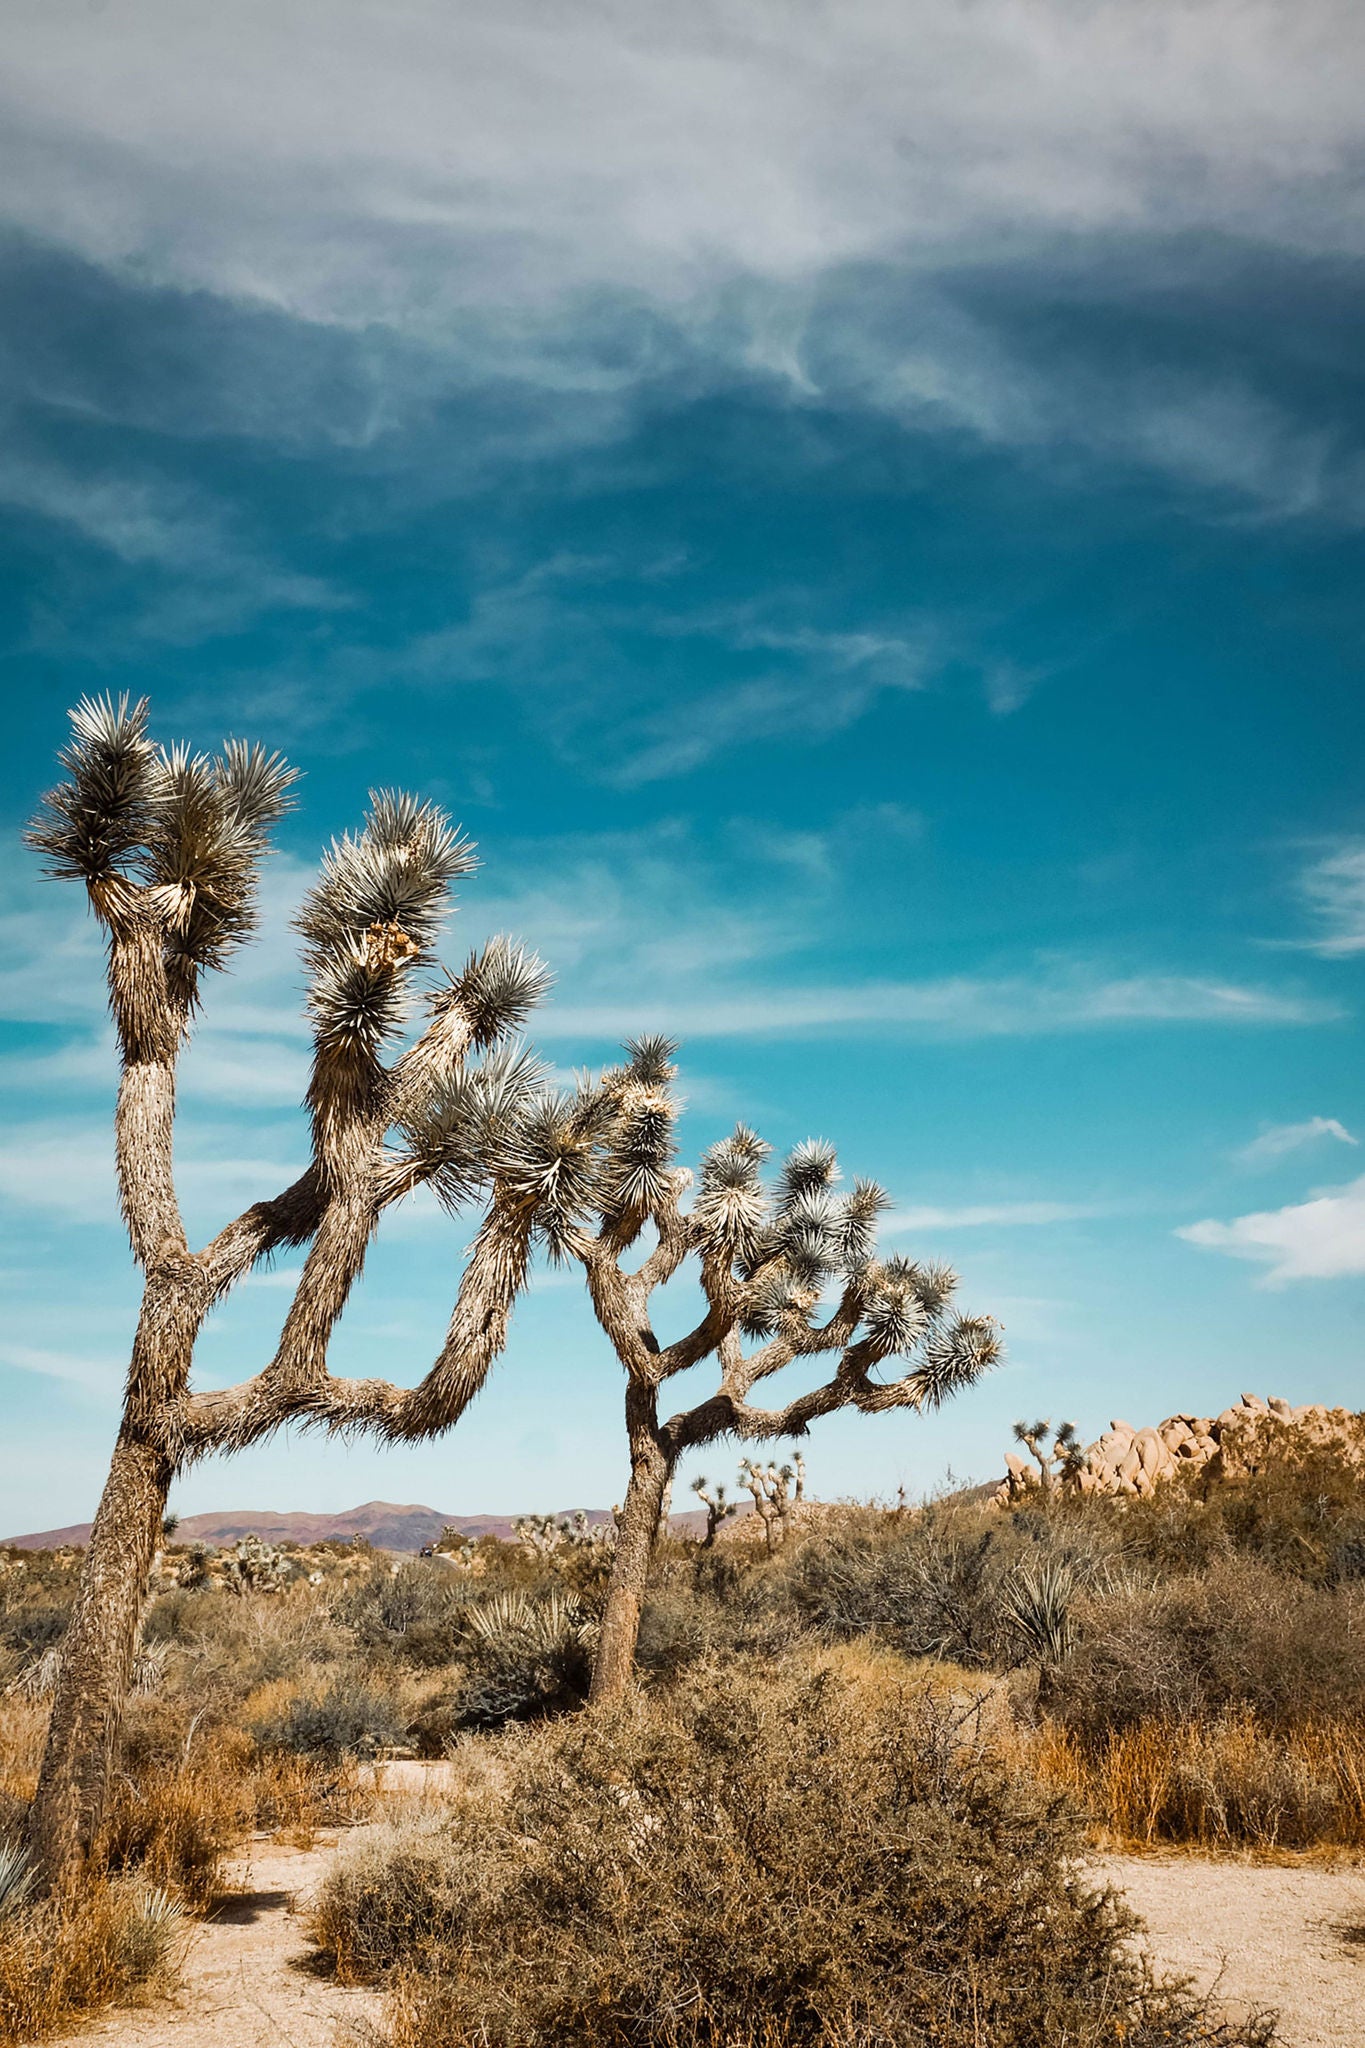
1000;1558;1086;1669
24;697;553;1886
457;1591;596;1728
0;1842;35;1923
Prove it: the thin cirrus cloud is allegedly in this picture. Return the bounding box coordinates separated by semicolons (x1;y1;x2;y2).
1178;1174;1365;1286
534;973;1336;1045
1294;842;1365;957
1236;1116;1357;1165
885;1201;1099;1232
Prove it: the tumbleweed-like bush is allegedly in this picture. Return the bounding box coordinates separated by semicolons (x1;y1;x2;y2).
311;1656;1273;2048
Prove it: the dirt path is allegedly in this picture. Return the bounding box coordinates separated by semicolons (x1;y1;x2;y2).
55;1837;384;2048
1097;1854;1365;2048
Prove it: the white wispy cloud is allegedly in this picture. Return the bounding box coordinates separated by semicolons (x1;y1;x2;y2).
1294;842;1365;957
535;973;1335;1045
1236;1116;1357;1165
0;1341;124;1397
886;1201;1099;1231
1178;1174;1365;1285
4;1;1360;320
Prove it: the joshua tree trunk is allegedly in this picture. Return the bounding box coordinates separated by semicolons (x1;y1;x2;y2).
589;1387;671;1706
30;1431;171;1888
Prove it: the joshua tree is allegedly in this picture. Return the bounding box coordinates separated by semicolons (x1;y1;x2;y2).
1009;1418;1085;1496
24;697;552;1884
738;1455;803;1553
492;1036;1002;1704
689;1475;737;1546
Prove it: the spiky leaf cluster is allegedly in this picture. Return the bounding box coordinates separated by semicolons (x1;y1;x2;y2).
908;1313;1002;1407
591;1038;681;1222
147;740;299;1005
494;1086;620;1263
26;699;298;1007
445;937;553;1050
296;793;475;1056
692;1125;771;1260
25;695;157;888
404;1040;551;1210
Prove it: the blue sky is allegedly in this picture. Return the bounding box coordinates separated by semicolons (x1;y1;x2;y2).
1;0;1363;1534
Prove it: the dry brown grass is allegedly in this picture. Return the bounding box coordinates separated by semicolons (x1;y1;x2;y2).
0;1704;45;1837
0;1875;187;2046
1033;1713;1365;1853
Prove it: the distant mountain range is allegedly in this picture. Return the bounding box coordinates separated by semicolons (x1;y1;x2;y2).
2;1497;732;1553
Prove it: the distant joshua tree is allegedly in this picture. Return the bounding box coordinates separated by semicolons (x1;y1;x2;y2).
689;1475;737;1546
1010;1418;1085;1495
492;1036;1002;1703
738;1452;805;1553
24;698;550;1885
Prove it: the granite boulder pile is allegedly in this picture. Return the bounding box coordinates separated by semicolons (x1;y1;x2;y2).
996;1391;1365;1504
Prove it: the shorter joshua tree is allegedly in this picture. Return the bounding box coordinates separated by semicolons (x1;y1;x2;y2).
1008;1418;1085;1497
492;1036;1002;1703
738;1453;805;1553
690;1474;737;1546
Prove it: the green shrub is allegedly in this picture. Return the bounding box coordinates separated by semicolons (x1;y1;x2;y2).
311;1657;1273;2048
253;1676;404;1758
1050;1558;1365;1736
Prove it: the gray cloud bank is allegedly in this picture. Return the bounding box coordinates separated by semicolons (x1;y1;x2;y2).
4;0;1361;324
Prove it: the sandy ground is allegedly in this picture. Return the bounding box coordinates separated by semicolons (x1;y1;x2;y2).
1097;1854;1365;2048
53;1824;1365;2048
53;1837;383;2048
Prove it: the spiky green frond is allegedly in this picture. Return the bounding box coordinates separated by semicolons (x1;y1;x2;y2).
495;1088;616;1263
862;1281;928;1357
835;1179;890;1273
739;1267;800;1339
25;695;156;888
603;1085;679;1215
911;1314;1002;1407
623;1034;679;1084
880;1257;958;1318
450;936;552;1047
409;1040;550;1208
297;794;474;965
776;1186;842;1283
215;740;300;838
693;1127;770;1255
296;793;475;1055
778;1138;840;1207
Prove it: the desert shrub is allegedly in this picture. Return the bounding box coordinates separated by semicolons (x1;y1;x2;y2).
311;1657;1272;2048
1036;1713;1365;1850
777;1513;1020;1665
253;1675;405;1758
0;1862;186;2045
1051;1559;1365;1735
332;1563;472;1667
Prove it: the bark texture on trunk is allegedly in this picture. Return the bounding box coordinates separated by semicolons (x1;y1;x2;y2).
29;1431;171;1890
589;1389;671;1707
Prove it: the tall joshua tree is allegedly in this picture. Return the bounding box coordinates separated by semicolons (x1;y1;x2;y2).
24;698;551;1884
494;1036;1002;1703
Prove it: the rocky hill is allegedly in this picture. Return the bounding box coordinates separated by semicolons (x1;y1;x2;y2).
996;1391;1365;1504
